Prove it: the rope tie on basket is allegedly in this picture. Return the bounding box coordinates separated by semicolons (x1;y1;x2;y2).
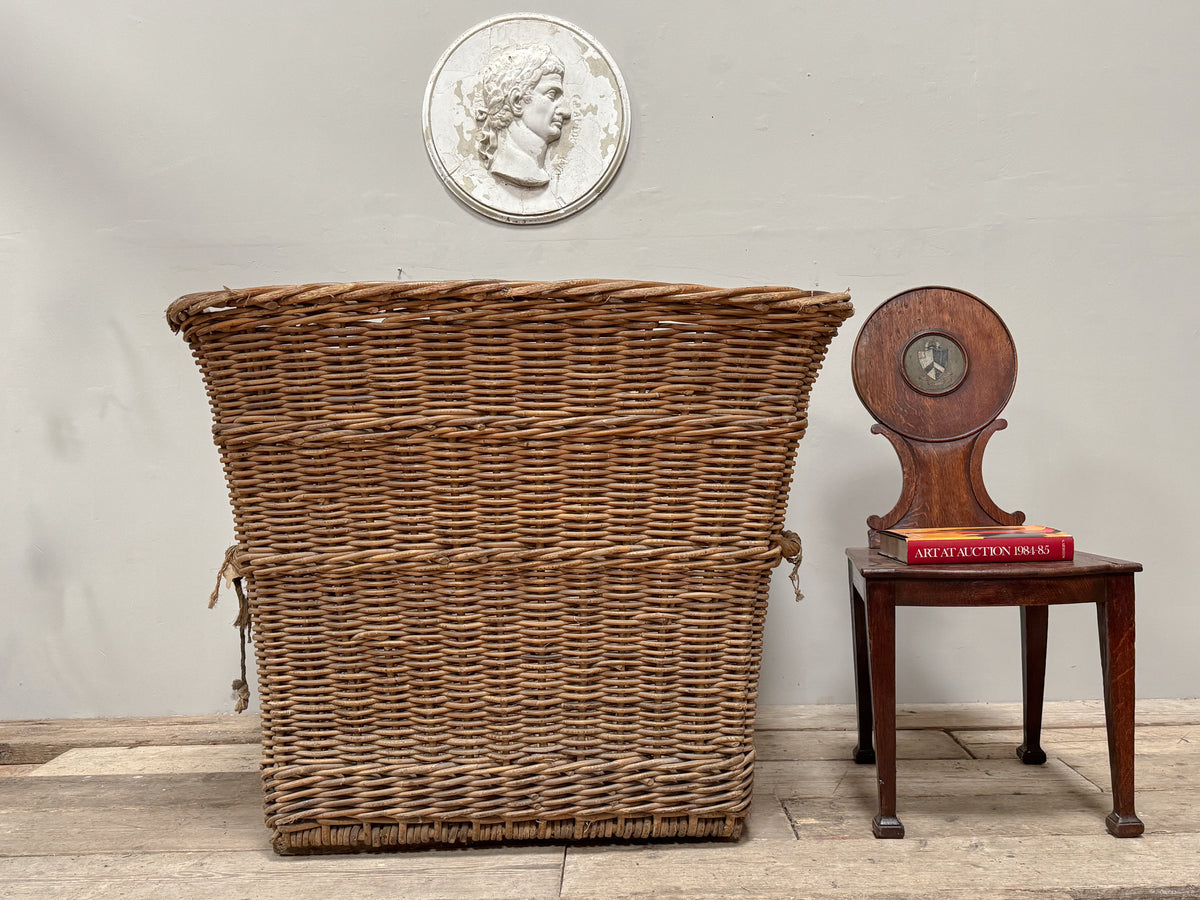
775;531;805;602
209;544;252;713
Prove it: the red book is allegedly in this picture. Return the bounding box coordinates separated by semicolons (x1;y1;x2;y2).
878;525;1075;565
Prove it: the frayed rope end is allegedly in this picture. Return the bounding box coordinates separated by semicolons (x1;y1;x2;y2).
231;678;250;714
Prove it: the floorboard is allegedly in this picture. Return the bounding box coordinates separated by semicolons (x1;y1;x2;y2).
0;848;567;900
1;700;1196;899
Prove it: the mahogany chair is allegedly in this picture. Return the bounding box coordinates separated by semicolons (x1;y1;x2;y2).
846;286;1143;839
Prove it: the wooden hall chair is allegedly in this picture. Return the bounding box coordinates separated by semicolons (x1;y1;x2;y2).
846;286;1143;839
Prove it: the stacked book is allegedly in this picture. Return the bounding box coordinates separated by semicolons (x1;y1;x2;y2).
878;525;1075;565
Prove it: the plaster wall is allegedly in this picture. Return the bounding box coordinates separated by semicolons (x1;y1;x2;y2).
3;0;1197;717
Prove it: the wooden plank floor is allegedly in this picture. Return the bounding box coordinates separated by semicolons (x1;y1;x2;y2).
2;701;1198;899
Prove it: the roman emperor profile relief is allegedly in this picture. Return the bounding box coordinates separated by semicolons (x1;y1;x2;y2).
423;15;630;224
473;44;572;189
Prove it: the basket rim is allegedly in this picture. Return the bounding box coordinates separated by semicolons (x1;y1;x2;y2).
166;279;851;332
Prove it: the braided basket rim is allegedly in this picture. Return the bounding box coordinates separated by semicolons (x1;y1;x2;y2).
167;279;852;332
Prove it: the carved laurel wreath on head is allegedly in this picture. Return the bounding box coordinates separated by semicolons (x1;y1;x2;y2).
472;43;565;167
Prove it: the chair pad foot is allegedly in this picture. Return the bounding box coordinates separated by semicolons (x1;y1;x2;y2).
1106;811;1144;837
1016;743;1047;765
853;745;876;765
872;815;904;838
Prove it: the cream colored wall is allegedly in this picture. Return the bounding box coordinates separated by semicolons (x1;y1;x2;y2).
3;1;1197;717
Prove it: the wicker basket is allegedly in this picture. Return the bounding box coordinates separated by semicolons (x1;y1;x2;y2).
168;279;852;853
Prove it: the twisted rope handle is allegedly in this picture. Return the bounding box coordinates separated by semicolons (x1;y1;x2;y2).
210;544;252;713
775;531;805;602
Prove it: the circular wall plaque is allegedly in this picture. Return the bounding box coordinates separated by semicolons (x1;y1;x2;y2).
422;14;630;225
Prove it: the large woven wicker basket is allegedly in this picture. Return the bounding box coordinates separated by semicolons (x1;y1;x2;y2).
168;279;852;853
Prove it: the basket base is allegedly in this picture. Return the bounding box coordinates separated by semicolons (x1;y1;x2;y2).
271;813;745;854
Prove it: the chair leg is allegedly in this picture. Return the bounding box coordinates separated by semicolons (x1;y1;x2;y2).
1017;605;1049;765
849;574;875;765
866;585;903;838
1098;576;1144;837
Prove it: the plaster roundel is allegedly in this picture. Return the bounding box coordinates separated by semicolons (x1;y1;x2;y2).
422;14;630;225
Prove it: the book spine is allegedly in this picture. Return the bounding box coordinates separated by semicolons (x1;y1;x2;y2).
902;535;1075;564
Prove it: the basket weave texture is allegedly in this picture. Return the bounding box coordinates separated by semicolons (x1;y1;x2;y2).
168;279;852;853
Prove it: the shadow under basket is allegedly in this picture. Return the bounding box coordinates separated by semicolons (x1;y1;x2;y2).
167;279;853;853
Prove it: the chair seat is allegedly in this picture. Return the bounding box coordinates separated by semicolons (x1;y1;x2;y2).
848;548;1142;606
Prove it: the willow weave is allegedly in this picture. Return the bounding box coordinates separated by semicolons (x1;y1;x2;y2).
168;279;853;852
